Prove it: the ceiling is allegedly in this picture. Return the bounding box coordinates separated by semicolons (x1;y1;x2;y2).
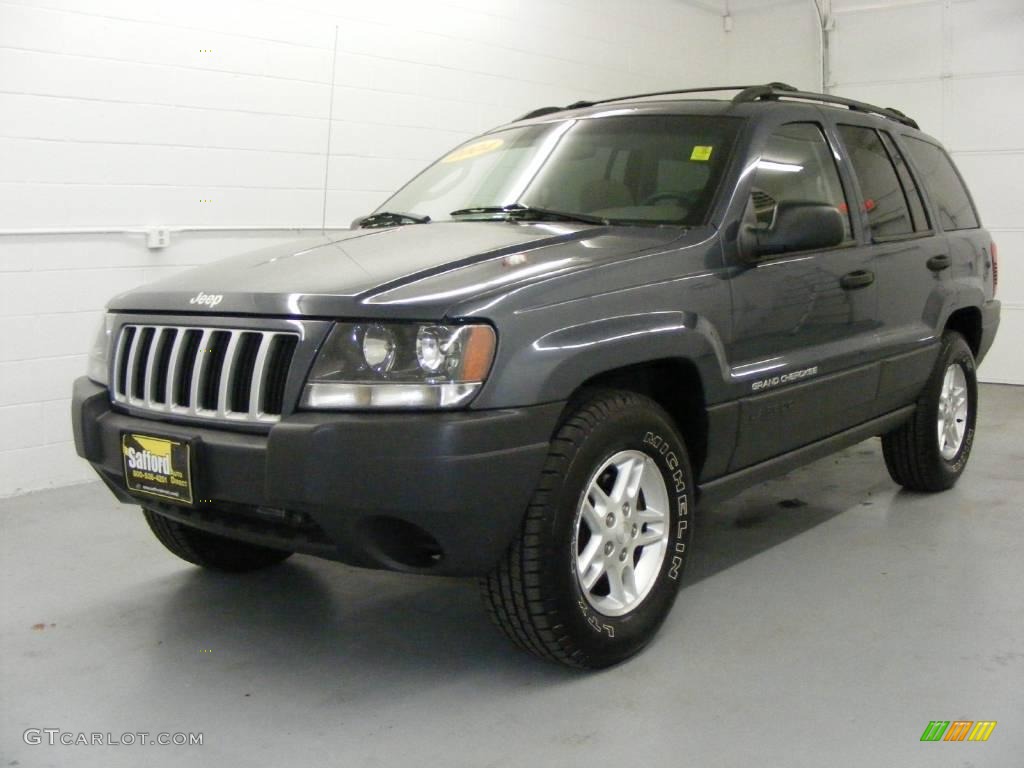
676;0;825;14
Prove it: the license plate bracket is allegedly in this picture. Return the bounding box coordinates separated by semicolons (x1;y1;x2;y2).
122;432;195;506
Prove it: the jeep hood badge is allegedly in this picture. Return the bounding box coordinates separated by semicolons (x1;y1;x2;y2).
189;292;223;308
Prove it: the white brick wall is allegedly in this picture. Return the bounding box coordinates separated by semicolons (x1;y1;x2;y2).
719;0;823;91
0;0;728;496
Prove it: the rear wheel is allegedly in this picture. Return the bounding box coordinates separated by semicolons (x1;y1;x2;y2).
480;390;694;669
882;331;978;491
143;509;293;572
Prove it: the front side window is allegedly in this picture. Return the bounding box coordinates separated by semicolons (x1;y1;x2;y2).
902;137;980;231
746;122;853;243
376;115;742;226
837;124;915;238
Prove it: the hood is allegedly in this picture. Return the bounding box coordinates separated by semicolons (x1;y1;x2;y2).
108;221;704;319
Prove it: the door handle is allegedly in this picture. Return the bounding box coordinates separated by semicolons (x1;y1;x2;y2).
927;254;951;272
840;269;875;290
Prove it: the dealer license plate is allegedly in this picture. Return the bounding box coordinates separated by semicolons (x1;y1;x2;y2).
122;432;194;505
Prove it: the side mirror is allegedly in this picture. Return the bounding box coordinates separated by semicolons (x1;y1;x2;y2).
742;201;845;260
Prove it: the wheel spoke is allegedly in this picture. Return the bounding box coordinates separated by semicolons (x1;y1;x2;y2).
636;505;664;523
942;367;955;400
609;455;640;504
580;497;605;533
620;564;639;602
954;389;968;413
577;536;603;575
589;481;610;509
605;565;628;605
635;526;664;547
579;555;606;592
625;458;648;504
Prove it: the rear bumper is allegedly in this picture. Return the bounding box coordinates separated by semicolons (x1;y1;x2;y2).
977;299;1001;364
73;377;563;576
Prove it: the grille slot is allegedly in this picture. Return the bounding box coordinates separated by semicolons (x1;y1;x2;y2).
151;328;177;405
229;333;262;413
174;330;202;407
262;334;298;416
112;324;299;424
115;326;136;396
131;327;155;400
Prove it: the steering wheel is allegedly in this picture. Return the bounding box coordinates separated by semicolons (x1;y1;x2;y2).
641;191;699;207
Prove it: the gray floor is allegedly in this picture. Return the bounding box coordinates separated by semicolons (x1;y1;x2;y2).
2;385;1022;768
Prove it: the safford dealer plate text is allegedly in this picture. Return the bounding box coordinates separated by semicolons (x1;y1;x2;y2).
122;433;193;505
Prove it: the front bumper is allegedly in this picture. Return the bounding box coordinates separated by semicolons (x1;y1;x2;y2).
73;377;563;576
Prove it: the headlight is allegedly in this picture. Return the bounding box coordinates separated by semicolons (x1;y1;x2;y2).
86;314;115;386
301;322;496;409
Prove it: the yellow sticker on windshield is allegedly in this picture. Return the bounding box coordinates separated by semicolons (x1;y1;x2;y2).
442;138;505;164
690;145;713;161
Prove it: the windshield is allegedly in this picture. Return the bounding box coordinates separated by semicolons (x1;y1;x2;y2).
376;114;741;226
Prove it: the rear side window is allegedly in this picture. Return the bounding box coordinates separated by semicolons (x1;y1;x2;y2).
879;131;929;232
902;137;980;230
836;125;915;238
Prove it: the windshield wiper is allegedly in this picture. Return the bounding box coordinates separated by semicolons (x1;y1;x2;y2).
449;204;609;226
356;211;431;228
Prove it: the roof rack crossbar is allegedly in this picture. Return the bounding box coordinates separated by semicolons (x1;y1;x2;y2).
732;85;919;129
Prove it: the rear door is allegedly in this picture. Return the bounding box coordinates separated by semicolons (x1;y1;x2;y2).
724;119;880;470
898;133;990;314
831;120;944;414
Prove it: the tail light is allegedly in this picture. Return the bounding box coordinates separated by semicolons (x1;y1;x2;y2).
991;240;999;296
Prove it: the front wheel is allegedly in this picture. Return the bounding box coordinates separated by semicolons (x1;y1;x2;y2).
480;390;694;669
882;331;978;492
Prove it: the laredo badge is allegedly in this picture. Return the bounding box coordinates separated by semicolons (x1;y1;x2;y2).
122;434;193;504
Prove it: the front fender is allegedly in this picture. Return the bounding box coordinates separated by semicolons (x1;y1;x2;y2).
474;309;729;407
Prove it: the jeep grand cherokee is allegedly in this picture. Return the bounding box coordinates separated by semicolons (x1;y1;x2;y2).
73;83;1000;668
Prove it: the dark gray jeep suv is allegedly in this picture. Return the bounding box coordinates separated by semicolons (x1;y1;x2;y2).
73;83;1001;668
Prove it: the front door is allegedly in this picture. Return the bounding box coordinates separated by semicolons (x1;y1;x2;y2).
724;120;880;470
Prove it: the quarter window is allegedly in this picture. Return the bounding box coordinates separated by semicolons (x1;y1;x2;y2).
837;125;915;238
902;137;980;230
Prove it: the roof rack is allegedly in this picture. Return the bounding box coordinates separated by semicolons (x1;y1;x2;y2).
732;83;919;129
516;81;919;130
515;83;790;122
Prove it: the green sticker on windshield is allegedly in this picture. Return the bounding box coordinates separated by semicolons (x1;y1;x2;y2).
690;145;713;161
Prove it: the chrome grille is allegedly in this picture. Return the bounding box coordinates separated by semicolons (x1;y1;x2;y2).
112;324;299;424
